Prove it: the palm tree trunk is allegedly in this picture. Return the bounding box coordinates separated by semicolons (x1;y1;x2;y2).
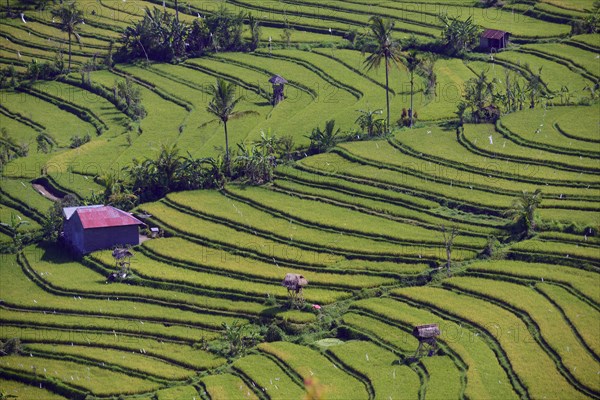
410;70;414;128
68;31;72;72
224;121;230;177
385;55;390;134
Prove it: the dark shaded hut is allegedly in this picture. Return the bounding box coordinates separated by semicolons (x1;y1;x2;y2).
479;29;509;52
269;74;288;105
63;205;145;255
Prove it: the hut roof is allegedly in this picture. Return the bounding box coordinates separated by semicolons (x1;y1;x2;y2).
63;205;145;229
282;273;308;290
481;29;508;40
112;248;134;260
269;75;288;85
412;324;440;339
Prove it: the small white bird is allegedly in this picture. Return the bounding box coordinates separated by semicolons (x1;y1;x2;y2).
17;50;21;59
488;135;493;145
21;13;27;24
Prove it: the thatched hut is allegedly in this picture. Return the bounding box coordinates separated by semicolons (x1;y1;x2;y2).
413;324;440;357
112;248;134;260
282;273;308;308
412;324;440;340
269;74;288;105
282;273;308;292
110;246;134;281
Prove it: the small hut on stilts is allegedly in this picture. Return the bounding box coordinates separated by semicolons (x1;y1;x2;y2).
109;246;134;282
282;273;308;308
412;324;440;358
269;75;287;106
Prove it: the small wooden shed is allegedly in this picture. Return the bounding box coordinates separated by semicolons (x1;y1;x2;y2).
282;273;308;308
282;273;308;293
480;29;509;51
413;324;440;339
413;324;440;357
269;74;287;105
63;205;145;255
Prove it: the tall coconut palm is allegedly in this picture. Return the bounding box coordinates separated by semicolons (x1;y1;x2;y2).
247;12;261;51
404;51;421;128
52;2;84;73
363;16;403;133
206;78;257;176
505;189;543;238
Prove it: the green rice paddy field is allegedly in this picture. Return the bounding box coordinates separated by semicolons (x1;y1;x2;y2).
0;0;599;398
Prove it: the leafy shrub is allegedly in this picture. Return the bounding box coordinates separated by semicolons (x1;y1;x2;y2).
69;133;91;148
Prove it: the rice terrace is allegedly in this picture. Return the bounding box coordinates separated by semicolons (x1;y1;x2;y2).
0;0;598;398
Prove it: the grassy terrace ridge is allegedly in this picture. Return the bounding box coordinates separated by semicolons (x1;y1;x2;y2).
466;260;600;305
200;373;259;400
10;249;248;329
0;307;219;343
392;287;589;399
0;325;222;370
392;124;600;186
444;276;600;394
94;242;374;300
271;178;501;235
233;354;306;400
258;341;369;399
24;343;195;380
151;193;478;262
327;340;421;399
223;185;488;246
139;237;378;294
509;238;600;266
0;378;69;400
0;354;161;396
349;298;519;400
337;140;600;200
536;283;600;358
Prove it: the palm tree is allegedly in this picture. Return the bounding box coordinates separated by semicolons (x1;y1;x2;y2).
363;16;403;133
505;189;543;238
52;2;84;73
355;108;384;137
247;13;261;51
206;78;257;176
527;67;544;109
306;119;342;153
404;51;421;128
1;213;29;253
438;15;480;56
441;225;459;275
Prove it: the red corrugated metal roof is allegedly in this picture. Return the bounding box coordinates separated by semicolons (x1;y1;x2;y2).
482;29;508;40
76;206;144;229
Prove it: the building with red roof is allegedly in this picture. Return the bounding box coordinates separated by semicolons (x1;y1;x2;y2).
480;29;510;52
62;205;145;255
